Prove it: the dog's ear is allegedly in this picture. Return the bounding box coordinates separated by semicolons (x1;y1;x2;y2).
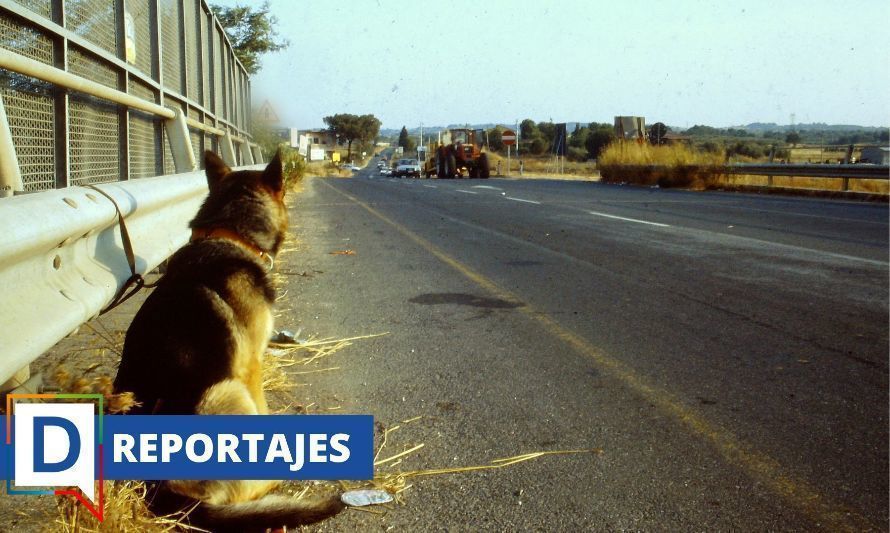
262;150;284;196
204;151;230;188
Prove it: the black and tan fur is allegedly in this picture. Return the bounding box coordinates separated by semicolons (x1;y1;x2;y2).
113;151;343;531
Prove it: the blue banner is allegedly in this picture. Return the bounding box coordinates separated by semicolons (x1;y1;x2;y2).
2;415;374;481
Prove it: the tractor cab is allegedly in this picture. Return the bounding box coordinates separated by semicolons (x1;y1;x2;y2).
449;128;484;162
425;128;490;179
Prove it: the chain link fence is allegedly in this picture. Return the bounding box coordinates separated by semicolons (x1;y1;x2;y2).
0;0;253;192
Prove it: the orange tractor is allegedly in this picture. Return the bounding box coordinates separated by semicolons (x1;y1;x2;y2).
423;128;491;179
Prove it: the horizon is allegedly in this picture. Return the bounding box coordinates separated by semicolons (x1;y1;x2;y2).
213;0;890;131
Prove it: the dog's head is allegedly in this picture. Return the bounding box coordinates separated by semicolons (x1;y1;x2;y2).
190;151;289;257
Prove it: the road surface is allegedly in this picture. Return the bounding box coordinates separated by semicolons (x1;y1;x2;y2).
282;168;887;531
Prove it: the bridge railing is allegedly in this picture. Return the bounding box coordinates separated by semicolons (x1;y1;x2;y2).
0;0;262;197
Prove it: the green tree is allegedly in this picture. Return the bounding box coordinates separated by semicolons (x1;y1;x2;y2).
210;2;288;75
649;122;669;145
519;119;539;142
785;131;801;147
487;126;505;152
585;123;614;159
398;126;410;149
569;125;588;149
356;114;381;152
537;121;556;146
324;113;381;161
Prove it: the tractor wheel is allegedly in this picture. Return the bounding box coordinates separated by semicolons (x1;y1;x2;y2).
470;165;480;179
478;153;490;178
444;153;456;179
436;147;446;178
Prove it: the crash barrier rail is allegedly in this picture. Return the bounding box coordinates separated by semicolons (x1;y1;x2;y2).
725;163;889;191
0;0;265;388
0;0;263;198
0;170;219;386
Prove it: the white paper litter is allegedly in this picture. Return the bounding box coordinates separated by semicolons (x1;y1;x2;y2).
341;489;394;507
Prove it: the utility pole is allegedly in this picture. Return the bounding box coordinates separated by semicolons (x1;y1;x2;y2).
515;119;520;158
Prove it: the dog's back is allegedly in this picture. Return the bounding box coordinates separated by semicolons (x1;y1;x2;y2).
114;151;344;530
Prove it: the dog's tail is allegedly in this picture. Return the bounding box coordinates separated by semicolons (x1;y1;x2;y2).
148;485;345;532
192;495;345;532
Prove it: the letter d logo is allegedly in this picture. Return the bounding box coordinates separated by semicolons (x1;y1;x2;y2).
14;403;96;503
33;417;81;473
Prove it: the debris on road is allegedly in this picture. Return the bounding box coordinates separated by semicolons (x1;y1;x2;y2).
342;489;395;507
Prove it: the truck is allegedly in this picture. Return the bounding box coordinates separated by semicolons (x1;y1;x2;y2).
422;128;491;179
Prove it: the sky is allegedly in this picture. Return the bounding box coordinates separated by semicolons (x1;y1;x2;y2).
214;0;890;131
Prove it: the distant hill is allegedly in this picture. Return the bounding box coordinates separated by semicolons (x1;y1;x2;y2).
380;122;887;138
735;122;884;133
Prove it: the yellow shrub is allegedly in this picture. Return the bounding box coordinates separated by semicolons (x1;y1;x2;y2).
598;142;725;188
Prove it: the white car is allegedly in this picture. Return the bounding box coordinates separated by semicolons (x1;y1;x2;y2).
393;158;421;178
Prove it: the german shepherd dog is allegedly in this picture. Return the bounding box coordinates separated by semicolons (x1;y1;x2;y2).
113;151;344;531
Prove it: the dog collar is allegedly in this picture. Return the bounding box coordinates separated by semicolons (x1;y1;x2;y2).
190;228;274;270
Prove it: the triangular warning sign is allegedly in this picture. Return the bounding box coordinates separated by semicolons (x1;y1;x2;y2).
256;100;280;124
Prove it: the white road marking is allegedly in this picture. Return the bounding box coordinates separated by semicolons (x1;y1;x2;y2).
456;189;479;195
589;210;670;227
505;196;541;204
472;185;504;191
423;184;437;189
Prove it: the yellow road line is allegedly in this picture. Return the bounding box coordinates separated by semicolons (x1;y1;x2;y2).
318;178;874;531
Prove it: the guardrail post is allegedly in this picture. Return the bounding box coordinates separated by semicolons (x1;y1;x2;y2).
842;177;850;192
221;131;237;167
0;93;23;198
251;144;264;164
164;106;197;172
0;365;42;395
240;139;255;165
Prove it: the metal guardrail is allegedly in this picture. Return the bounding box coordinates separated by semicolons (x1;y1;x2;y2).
0;170;216;385
727;163;889;180
0;0;263;197
726;163;888;192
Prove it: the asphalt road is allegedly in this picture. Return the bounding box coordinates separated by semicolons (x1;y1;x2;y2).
282;167;888;531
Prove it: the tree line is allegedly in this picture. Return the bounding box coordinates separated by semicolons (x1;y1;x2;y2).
483;120;616;162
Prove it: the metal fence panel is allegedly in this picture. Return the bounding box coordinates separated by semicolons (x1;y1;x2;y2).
68;93;120;185
0;0;255;191
65;0;118;56
159;0;181;93
125;0;154;77
0;72;54;191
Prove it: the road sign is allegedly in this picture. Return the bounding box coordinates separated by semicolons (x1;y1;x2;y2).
256;100;280;124
502;129;516;146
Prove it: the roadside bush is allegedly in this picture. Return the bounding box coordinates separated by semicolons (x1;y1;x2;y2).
281;148;305;187
597;142;725;188
700;140;723;154
529;138;546;155
726;140;766;159
567;146;588;162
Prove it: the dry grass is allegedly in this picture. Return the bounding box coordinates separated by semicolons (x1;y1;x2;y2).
339;415;604;506
55;481;205;533
484;151;599;180
597;142;725;188
786;145;866;164
717;174;889;195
